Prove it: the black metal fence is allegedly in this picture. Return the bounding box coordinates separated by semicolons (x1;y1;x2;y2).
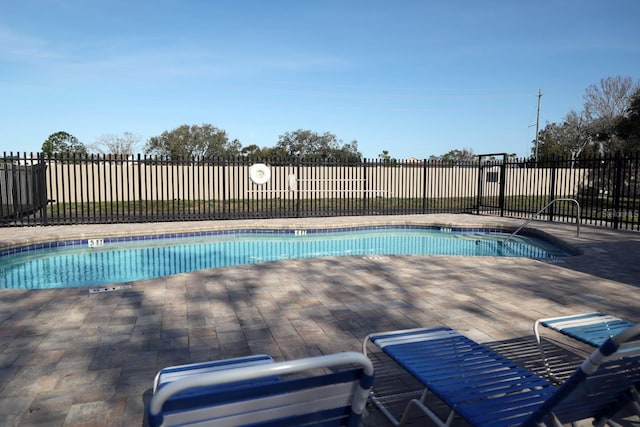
498;153;640;231
1;152;639;230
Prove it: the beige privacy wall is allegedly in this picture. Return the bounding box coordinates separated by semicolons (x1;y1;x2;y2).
44;161;590;204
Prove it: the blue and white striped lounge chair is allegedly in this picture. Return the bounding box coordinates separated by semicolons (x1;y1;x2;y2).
363;324;640;427
534;312;635;348
147;351;374;427
533;312;636;383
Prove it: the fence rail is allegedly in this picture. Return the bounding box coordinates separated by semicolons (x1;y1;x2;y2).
1;152;639;230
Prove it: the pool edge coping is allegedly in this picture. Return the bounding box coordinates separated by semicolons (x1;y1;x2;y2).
0;218;580;258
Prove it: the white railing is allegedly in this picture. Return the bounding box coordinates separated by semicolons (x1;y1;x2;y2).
504;198;581;244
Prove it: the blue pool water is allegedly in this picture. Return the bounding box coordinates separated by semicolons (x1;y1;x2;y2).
0;227;571;290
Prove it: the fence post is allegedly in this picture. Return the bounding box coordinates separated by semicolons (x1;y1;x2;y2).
137;154;142;222
498;159;506;217
37;152;47;226
613;151;623;229
422;159;427;214
476;156;482;214
10;154;19;223
362;160;368;215
295;159;301;218
548;157;557;222
220;157;226;218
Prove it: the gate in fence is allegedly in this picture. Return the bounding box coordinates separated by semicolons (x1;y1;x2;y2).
476;153;507;216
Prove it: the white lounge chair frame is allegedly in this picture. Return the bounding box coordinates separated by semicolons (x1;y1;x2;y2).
148;351;374;427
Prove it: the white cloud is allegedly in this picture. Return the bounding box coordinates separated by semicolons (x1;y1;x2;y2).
0;27;65;63
0;25;351;90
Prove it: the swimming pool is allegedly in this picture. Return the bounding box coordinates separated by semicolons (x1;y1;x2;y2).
0;226;571;290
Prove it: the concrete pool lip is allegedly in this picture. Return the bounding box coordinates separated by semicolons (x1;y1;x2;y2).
0;222;572;291
0;214;580;254
0;223;575;259
0;214;639;426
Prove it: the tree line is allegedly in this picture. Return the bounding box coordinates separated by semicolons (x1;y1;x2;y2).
535;75;640;162
40;128;363;162
37;75;640;163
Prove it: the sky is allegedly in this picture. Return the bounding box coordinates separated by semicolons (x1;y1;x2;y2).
1;1;639;160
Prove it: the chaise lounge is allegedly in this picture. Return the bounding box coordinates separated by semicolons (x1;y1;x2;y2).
533;312;637;383
363;324;640;426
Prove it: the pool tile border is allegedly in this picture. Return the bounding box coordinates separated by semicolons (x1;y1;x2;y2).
0;224;548;258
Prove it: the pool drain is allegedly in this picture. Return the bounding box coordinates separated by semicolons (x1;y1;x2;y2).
88;284;132;294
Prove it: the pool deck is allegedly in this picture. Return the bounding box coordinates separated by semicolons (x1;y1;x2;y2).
0;214;639;426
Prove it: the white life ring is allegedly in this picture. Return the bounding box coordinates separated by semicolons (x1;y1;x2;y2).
249;163;271;185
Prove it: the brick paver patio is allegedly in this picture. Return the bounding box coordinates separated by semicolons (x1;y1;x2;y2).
1;215;639;426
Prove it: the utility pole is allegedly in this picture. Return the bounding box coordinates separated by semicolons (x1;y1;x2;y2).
535;89;542;163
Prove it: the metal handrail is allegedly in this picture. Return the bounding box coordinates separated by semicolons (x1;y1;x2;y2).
504;198;580;244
